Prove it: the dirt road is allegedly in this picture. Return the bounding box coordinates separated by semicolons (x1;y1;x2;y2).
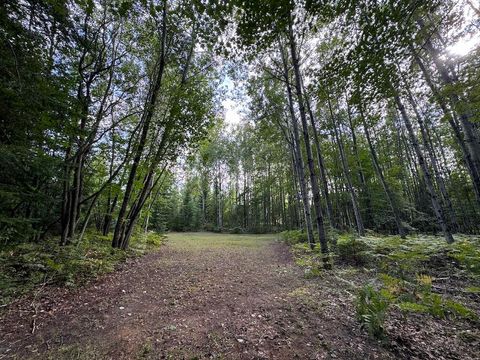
0;233;392;359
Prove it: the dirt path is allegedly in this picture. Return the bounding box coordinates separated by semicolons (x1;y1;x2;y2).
0;233;392;359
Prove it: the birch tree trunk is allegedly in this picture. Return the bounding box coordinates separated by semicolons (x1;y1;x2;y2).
394;93;454;243
359;105;406;238
280;43;314;247
286;23;330;258
328;98;365;236
304;91;335;229
410;44;480;206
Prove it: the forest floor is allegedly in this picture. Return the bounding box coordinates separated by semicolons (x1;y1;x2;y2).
0;232;478;359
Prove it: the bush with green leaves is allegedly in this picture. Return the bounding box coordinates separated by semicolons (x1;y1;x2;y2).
356;284;390;339
280;230;308;245
145;232;164;246
398;295;478;321
290;242;325;277
378;273;479;322
448;240;480;274
203;223;215;232
335;234;370;265
229;227;244;234
355;234;480;279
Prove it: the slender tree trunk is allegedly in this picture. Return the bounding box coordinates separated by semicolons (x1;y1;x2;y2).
67;153;83;239
103;194;118;236
359;105;406;238
410;42;480;205
243;175;247;229
287;23;329;258
328;98;365;236
217;165;222;229
393;115;415;219
60;146;72;245
394;94;454;243
404;87;458;232
112;3;168;248
280;45;314;246
346;103;373;229
289;150;304;230
102;125;116;235
304;91;335;228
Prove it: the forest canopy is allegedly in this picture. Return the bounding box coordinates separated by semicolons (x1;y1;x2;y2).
0;0;479;249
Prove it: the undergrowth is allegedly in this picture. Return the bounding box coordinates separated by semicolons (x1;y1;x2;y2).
290;243;324;277
357;271;478;339
280;230;308;245
282;230;480;339
0;231;165;307
356;284;390;339
351;233;480;339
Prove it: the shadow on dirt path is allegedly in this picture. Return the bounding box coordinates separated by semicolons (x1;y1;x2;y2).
0;232;393;359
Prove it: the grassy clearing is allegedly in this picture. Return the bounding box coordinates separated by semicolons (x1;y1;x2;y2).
0;231;165;307
166;232;276;251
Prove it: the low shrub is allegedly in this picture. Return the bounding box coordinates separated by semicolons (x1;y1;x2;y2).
399;293;478;321
291;243;326;276
356;284;390;339
248;225;271;234
229;226;244;234
146;232;165;246
335;234;370;265
281;230;308;245
397;301;429;313
379;273;478;322
203;223;214;232
443;299;478;321
448;240;480;274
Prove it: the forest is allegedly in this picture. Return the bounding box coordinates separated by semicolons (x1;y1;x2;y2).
1;0;480;359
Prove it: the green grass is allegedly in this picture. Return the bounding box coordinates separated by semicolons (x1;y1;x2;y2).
165;232;276;251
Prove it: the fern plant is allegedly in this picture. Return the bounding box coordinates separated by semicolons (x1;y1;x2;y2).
356;284;390;339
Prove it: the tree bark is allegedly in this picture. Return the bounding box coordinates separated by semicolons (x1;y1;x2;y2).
328;98;365;236
303;91;335;229
112;2;168;248
404;87;458;232
394;93;454;243
346;103;373;229
287;21;329;259
410;44;480;205
280;43;314;247
359;105;406;238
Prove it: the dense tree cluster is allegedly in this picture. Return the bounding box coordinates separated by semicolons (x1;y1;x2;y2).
0;0;219;248
1;0;479;253
164;0;479;253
